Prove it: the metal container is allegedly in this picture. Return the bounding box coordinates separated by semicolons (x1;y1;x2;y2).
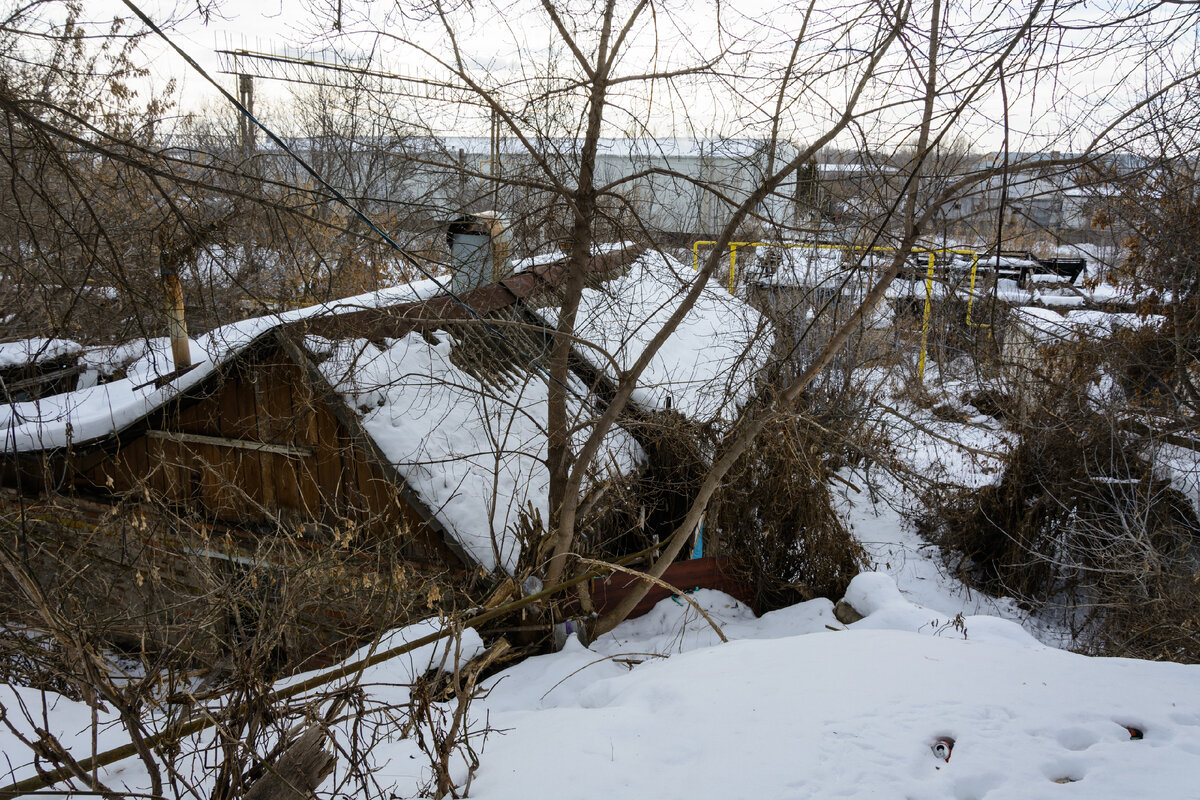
552;616;590;650
447;211;512;293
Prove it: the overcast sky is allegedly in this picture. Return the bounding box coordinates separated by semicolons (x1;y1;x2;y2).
66;0;1200;156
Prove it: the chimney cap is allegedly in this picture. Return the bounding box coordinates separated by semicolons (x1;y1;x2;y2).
446;211;507;247
447;213;490;236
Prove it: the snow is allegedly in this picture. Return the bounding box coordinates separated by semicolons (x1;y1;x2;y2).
1064;309;1165;334
544;250;773;421
757;244;848;287
1012;306;1166;345
841;571;1042;647
1012;306;1072;342
0;337;83;368
509;240;634;273
442;573;1198;800
1029;272;1071;285
888;277;953;302
1083;282;1172;306
3;365;1193;799
277;617;487;695
1036;292;1085;308
0;356;222;452
837;475;1032;623
4;483;1200;798
991;278;1035;304
1151;441;1200;518
983;255;1040;272
510;251;567;272
314;330;644;573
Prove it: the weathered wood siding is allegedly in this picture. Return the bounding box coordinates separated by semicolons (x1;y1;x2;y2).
63;341;458;567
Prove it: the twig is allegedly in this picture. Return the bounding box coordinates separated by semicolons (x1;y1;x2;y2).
576;558;728;643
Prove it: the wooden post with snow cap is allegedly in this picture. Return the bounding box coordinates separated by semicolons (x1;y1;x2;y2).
160;254;191;370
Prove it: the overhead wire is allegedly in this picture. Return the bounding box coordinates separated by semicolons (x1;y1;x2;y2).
118;0;585;397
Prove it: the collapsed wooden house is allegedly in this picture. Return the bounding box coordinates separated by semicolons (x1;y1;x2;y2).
0;242;772;666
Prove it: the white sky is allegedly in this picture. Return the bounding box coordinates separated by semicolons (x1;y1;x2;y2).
56;0;1200;155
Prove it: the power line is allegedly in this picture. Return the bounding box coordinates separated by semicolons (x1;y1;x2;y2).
119;0;582;397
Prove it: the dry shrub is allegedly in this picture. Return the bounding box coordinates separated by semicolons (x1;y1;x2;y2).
0;500;451;681
578;412;712;561
922;400;1200;662
0;631;85;700
711;411;866;612
1107;322;1192;410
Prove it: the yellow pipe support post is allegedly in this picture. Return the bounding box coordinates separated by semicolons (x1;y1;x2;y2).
918;252;935;379
728;245;738;293
966;252;982;328
965;252;979;325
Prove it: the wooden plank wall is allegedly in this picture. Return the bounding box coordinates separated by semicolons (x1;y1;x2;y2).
74;343;457;566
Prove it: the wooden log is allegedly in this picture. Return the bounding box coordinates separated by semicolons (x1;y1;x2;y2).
243;726;336;800
145;430;313;458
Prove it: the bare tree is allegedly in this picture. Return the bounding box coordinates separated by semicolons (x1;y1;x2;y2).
3;0;1200;794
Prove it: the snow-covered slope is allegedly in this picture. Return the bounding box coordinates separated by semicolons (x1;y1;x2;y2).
5;568;1197;799
542;250;773;421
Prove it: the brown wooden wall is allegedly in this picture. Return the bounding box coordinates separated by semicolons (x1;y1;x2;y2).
63;341;459;568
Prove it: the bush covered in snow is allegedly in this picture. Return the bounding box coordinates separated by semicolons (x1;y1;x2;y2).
921;390;1200;662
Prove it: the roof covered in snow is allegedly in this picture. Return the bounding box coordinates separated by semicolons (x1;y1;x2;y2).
0;277;451;453
0;338;84;370
539;251;774;421
754;245;849;289
1011;306;1166;344
0;247;662;573
309;327;642;573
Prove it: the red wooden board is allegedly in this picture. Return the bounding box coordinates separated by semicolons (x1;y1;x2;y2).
584;557;755;619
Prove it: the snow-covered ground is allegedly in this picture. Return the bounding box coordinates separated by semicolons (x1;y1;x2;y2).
2;364;1198;798
462;583;1200;799
4;489;1199;798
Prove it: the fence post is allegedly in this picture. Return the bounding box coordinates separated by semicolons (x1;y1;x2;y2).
918;251;935;379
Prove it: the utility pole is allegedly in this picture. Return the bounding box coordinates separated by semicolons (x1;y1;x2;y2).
237;73;256;158
490;107;501;211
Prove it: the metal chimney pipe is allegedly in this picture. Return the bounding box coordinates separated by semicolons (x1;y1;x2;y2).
446;211;512;293
160;258;191;371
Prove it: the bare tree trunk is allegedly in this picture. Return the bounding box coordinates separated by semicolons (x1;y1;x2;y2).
593;0;944;635
544;0;647;587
